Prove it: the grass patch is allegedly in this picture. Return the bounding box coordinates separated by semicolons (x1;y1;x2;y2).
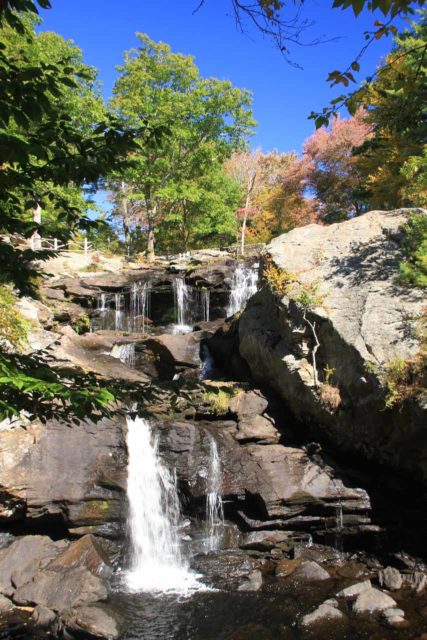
203;389;233;415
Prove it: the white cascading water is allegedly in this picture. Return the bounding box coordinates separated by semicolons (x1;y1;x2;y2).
125;416;201;592
115;293;124;331
199;344;215;380
205;436;224;552
111;343;136;367
200;290;210;322
227;263;259;316
173;277;193;333
130;281;152;333
98;292;107;311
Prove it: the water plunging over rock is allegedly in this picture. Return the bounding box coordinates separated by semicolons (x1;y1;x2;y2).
111;343;136;368
98;293;108;311
199;344;216;380
173;277;194;333
125;416;201;592
205;436;224;552
227;263;259;316
130;281;152;333
115;293;124;331
200;290;210;322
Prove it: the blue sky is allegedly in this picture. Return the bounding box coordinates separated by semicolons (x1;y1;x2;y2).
38;0;405;154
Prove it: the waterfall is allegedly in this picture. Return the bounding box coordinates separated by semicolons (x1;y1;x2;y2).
130;281;152;333
125;417;201;592
205;436;224;552
115;293;124;331
199;344;216;380
111;343;136;367
173;277;193;332
333;500;344;552
97;293;107;311
335;502;344;530
200;290;210;322
227;263;259;316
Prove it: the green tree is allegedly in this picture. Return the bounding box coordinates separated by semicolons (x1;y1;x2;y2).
0;14;142;293
156;162;241;252
110;33;255;261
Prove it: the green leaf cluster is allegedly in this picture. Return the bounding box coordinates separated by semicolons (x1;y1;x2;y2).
109;34;255;257
399;212;427;287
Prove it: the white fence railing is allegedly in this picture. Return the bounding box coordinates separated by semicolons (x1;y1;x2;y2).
31;236;93;254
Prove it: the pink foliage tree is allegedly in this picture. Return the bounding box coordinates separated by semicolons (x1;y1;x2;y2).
303;109;372;222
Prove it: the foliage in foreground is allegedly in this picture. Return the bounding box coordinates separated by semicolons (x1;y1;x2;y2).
0;352;116;424
0;9;150;424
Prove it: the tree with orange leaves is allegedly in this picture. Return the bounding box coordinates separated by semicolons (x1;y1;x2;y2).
303;109;372;223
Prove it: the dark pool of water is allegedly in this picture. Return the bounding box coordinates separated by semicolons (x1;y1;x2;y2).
112;582;427;640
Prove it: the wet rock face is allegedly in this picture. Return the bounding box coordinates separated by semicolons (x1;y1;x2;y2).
237;209;427;486
156;386;370;539
0;416;127;536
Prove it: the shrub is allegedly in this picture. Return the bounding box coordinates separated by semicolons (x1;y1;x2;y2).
382;353;426;409
72;315;91;335
399;212;427;288
0;286;31;350
263;257;324;310
319;383;342;412
381;310;426;408
263;257;298;297
203;389;232;415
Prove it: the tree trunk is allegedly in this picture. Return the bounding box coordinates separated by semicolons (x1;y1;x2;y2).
146;205;157;263
145;189;156;263
120;181;130;255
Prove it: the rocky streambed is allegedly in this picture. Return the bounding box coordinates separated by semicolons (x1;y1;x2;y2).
1;214;427;640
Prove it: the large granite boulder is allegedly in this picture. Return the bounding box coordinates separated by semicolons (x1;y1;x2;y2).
0;536;66;596
238;209;427;485
0;415;127;536
0;534;119;639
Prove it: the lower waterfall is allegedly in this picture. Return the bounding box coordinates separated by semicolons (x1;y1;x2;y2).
125;416;201;593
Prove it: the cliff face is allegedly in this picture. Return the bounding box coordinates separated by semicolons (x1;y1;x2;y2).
238;209;427;485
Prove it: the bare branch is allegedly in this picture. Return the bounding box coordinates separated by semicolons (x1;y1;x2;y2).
303;308;320;387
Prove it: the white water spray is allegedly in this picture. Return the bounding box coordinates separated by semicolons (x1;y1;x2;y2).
125;417;201;592
115;293;124;331
98;293;108;311
130;281;152;333
111;343;136;367
173;277;193;333
199;344;215;380
200;290;210;322
227;263;258;316
205;436;224;552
